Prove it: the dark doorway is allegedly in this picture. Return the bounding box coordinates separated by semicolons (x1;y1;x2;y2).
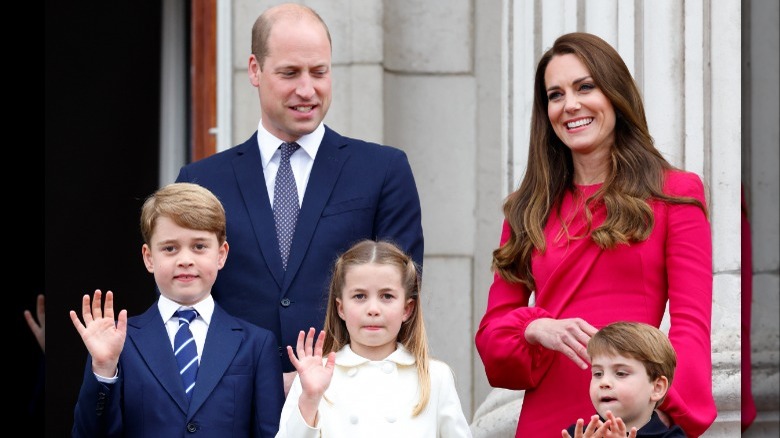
45;1;164;435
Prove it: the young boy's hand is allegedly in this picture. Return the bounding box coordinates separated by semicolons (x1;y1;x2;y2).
70;289;127;378
562;414;603;438
563;411;638;438
602;410;638;438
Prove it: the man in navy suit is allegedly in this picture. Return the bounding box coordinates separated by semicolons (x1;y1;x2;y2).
176;3;424;393
71;183;284;437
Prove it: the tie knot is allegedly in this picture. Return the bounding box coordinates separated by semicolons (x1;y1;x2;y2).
280;142;300;161
176;309;198;325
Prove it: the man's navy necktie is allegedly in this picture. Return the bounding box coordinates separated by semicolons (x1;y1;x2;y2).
273;142;300;270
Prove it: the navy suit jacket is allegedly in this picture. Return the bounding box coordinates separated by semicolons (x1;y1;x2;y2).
72;302;284;437
175;126;424;371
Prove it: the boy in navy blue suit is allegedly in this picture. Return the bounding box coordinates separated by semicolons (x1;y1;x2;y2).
563;322;686;438
71;182;284;437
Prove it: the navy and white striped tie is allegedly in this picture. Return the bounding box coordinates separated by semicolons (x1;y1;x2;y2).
174;309;199;401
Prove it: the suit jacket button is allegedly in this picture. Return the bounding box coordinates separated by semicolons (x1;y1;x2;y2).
186;422;198;433
280;298;291;307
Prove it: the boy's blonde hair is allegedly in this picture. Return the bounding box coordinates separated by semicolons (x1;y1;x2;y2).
139;182;226;245
588;321;677;406
322;239;430;416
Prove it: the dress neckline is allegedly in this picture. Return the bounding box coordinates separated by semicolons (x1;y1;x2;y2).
573;182;603;195
574;181;603;188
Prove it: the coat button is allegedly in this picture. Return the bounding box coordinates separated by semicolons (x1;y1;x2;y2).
186;422;198;433
381;362;395;374
349;414;359;424
280;298;291;307
347;368;358;377
385;415;397;423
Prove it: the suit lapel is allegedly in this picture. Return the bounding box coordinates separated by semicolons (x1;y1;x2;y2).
128;305;190;414
187;305;243;416
283;127;349;288
232;137;286;287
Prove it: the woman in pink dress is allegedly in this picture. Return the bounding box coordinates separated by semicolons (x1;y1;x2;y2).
475;32;716;437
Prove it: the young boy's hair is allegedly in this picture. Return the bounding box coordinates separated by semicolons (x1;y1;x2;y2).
139;182;227;245
587;321;677;406
322;239;431;416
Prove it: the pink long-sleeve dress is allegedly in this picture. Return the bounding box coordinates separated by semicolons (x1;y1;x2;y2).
475;170;717;437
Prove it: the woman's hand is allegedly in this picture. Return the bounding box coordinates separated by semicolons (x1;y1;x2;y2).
526;317;598;369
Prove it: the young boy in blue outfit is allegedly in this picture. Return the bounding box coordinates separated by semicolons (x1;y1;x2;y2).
71;182;284;437
563;321;686;438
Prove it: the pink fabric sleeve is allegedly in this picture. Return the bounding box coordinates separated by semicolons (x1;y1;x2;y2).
657;172;718;437
741;186;757;430
474;220;556;390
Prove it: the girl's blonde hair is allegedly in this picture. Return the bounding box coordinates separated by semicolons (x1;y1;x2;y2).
322;239;431;416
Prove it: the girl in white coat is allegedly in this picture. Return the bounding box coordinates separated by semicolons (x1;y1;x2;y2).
276;240;472;438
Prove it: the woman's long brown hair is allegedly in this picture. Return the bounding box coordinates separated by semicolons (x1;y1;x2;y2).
493;32;706;290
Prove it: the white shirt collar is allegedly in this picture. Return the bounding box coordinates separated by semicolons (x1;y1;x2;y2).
157;294;215;325
256;121;324;168
334;343;416;367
